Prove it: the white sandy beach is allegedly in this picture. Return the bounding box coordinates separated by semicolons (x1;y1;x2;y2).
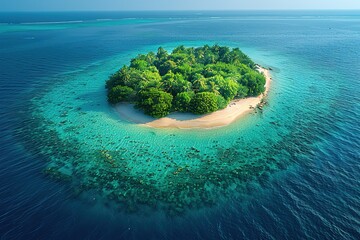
115;66;271;129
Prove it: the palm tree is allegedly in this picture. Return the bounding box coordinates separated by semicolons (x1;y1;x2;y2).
208;81;220;95
193;77;206;92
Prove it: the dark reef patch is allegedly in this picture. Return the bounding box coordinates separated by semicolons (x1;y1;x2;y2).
16;97;319;217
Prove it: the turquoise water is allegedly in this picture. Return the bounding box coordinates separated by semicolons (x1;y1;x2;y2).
1;11;359;239
0;19;159;33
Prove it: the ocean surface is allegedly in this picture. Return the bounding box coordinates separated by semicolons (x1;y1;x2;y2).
0;11;359;239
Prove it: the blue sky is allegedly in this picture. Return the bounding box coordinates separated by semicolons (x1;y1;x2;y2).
1;0;360;11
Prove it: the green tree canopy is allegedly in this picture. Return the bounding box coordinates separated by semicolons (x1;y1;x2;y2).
106;45;266;117
135;88;173;118
107;86;134;104
173;91;195;112
190;92;219;114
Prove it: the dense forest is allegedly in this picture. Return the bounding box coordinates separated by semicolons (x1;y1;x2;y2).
106;45;266;118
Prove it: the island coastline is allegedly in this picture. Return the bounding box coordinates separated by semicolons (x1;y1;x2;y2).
115;66;271;129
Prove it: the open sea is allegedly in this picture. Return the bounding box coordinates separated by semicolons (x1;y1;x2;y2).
0;11;359;239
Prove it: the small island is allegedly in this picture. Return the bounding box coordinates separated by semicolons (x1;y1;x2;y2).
107;45;270;128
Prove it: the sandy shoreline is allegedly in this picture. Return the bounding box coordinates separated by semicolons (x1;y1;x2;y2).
115;66;271;129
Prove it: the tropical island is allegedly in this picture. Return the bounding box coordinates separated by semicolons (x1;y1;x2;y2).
106;45;270;128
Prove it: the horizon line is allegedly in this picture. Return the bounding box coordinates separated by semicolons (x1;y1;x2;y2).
1;9;360;13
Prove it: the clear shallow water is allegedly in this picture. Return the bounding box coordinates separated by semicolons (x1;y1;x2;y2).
0;11;359;239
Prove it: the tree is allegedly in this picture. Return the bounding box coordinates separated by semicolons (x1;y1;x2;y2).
173;91;195;112
174;63;192;79
172;45;186;54
190;92;219;114
107;86;134;104
158;60;177;76
237;84;249;98
136;88;173;118
130;59;148;70
145;52;156;65
192;73;207;92
162;72;192;96
242;72;265;96
138;79;162;91
156;47;168;59
216;95;228;110
106;66;131;89
218;78;239;101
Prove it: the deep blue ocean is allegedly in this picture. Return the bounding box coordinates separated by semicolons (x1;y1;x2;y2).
0;11;359;239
